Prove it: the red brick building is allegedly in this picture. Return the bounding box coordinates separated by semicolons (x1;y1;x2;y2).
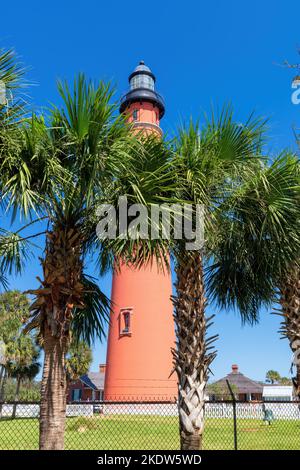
67;365;106;402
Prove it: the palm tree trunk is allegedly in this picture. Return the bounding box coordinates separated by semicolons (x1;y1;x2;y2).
172;252;217;450
12;376;21;419
39;323;67;450
280;267;300;399
26;224;83;450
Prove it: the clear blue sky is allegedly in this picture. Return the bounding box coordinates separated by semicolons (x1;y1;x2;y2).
1;0;299;382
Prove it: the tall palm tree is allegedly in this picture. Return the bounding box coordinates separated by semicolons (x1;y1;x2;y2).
170;110;270;449
207;154;300;399
277;161;300;397
3;75;134;449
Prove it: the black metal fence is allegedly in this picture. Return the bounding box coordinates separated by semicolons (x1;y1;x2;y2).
0;400;299;450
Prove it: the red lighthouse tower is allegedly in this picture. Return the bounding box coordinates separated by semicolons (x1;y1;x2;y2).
104;62;177;401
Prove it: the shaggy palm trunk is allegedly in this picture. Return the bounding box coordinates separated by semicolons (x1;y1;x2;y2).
172;252;217;450
39;324;67;449
12;376;21;419
28;223;83;450
280;266;300;399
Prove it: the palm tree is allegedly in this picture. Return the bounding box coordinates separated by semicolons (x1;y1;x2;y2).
259;159;300;398
207;154;300;400
3;76;134;449
276;134;300;398
266;370;281;384
170;110;270;449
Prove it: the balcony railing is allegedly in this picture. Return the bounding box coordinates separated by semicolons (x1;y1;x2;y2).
119;88;165;117
132;121;163;136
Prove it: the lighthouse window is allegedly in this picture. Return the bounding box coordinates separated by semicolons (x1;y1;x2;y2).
123;312;130;332
132;109;138;121
119;309;132;336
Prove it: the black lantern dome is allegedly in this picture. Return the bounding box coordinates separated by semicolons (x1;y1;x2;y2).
119;61;165;118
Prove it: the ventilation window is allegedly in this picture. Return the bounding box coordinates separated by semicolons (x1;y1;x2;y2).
119;308;132;336
132;109;138;121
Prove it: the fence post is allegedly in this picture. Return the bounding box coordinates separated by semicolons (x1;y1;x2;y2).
226;380;238;450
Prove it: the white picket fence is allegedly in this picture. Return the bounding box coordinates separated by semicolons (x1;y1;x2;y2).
205;402;300;420
0;401;299;420
100;403;178;416
0;403;93;418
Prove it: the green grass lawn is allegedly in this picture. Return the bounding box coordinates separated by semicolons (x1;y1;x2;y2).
0;415;299;450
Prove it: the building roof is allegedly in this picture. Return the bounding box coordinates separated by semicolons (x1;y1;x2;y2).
80;372;105;391
131;60;152;75
212;364;264;394
128;60;155;81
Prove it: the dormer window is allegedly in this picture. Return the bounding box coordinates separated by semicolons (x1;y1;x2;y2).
119;308;132;336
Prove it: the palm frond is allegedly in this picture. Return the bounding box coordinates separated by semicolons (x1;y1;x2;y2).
0;48;26;91
3;114;66;219
71;274;111;346
0;48;27;130
206;153;300;323
0;228;34;277
204;104;267;161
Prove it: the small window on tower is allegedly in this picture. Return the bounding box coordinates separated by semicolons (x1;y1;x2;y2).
132;109;138;121
119;309;132;336
123;312;130;332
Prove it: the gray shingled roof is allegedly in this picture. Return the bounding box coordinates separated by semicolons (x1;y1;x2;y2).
213;369;263;394
80;372;105;391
